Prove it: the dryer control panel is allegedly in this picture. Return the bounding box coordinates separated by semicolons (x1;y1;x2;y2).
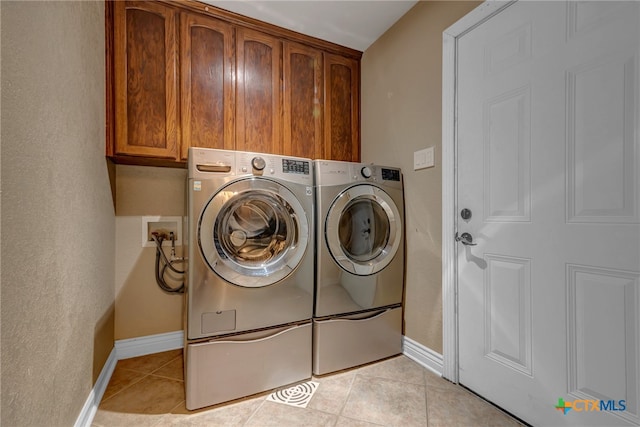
314;159;403;189
381;168;401;182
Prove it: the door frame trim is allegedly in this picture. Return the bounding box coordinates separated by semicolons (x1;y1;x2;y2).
441;0;517;383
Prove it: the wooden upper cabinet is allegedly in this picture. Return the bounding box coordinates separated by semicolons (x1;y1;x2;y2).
324;53;360;162
235;28;282;155
114;1;178;159
180;13;235;160
282;42;323;159
107;1;361;166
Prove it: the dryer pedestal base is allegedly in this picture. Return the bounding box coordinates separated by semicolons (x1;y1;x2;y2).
312;306;402;375
185;322;311;410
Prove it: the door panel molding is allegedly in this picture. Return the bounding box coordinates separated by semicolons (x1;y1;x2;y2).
483;85;531;222
566;264;640;424
565;53;639;224
484;254;532;377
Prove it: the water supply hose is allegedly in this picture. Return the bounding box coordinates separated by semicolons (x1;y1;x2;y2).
152;232;185;294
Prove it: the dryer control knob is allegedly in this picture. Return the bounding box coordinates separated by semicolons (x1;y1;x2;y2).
361;166;372;178
252;157;266;171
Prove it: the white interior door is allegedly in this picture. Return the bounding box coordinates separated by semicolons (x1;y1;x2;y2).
456;1;640;426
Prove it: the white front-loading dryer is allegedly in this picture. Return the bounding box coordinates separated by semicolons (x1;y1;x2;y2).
313;159;405;375
185;148;314;409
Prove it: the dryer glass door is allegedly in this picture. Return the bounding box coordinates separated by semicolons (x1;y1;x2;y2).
338;199;389;262
325;184;401;276
199;178;309;287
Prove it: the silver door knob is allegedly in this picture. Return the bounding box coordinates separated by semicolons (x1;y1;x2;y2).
455;232;477;246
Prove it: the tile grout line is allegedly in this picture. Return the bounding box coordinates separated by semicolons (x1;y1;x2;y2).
148;372;184;382
242;394;268;426
333;371;358;424
143;356;185;395
99;370;150;404
147;356;184;381
148;354;183;375
155;400;187;426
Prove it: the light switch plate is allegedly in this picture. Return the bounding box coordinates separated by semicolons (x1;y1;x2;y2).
414;147;435;170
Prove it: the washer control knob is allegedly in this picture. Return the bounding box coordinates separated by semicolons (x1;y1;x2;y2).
361;166;372;178
252;157;266;171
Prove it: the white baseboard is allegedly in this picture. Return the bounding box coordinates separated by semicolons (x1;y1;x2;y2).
402;336;444;377
115;330;184;360
74;348;117;427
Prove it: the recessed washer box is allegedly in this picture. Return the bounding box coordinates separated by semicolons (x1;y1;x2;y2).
141;216;183;247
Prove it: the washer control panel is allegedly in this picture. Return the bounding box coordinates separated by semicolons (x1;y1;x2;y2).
282;159;310;175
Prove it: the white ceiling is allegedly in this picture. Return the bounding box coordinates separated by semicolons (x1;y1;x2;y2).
202;1;419;51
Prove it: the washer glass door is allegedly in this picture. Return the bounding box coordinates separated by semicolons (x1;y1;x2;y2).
325;184;401;276
199;178;308;287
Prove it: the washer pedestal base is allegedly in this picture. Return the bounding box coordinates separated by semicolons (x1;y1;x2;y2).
312;306;402;375
186;322;311;410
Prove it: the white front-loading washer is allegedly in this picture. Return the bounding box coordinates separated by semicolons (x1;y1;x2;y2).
313;159;405;375
185;148;314;410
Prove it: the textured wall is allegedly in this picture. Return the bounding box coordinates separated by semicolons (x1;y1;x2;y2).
361;1;480;353
1;2;114;426
115;165;186;339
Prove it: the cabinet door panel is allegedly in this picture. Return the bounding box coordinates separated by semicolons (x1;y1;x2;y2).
114;1;178;158
236;28;282;154
180;14;235;160
324;53;360;162
283;42;323;159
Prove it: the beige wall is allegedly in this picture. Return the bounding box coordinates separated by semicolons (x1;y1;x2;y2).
115;165;186;339
1;1;114;426
361;1;480;353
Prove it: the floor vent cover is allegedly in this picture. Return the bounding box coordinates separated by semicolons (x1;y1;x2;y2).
266;381;319;408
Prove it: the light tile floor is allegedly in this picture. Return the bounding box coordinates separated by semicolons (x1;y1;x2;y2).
93;350;524;426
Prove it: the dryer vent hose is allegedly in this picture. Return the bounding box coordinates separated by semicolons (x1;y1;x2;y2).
152;231;185;294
